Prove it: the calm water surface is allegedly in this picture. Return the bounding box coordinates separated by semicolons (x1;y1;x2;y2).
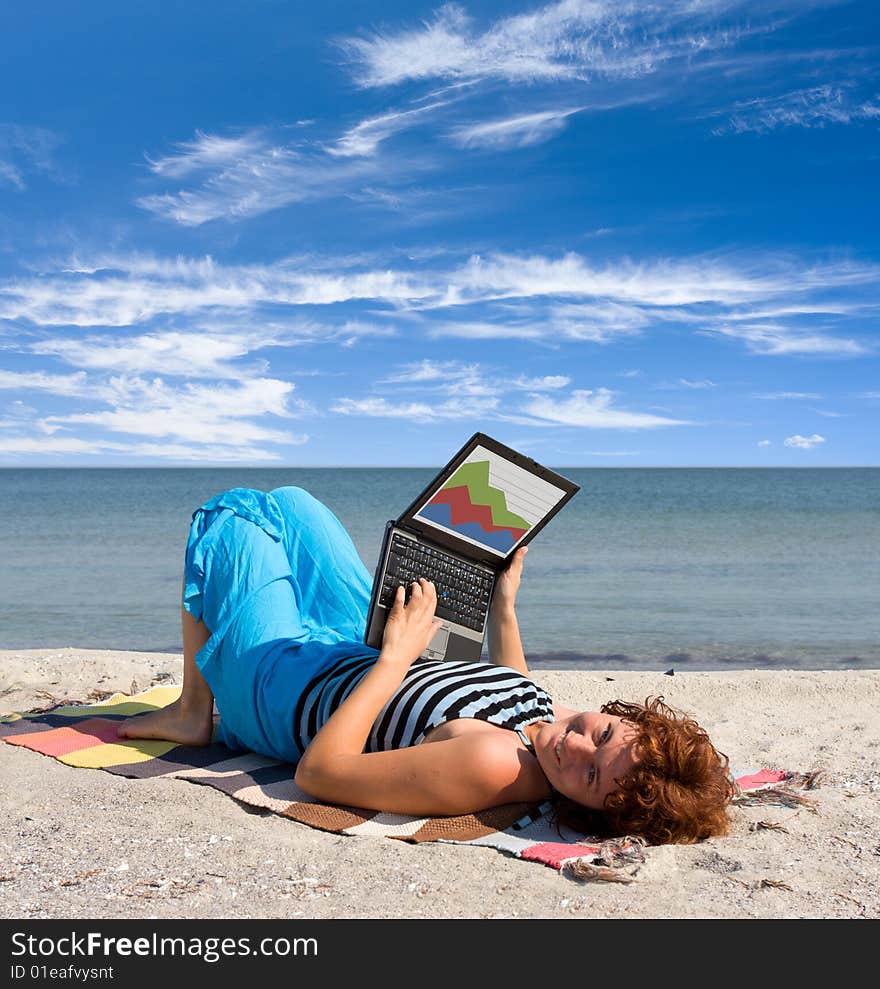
1;468;877;670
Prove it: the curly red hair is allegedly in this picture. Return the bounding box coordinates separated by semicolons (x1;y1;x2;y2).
554;696;736;845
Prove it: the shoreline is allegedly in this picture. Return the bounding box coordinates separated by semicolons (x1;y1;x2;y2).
2;644;878;673
1;647;878;919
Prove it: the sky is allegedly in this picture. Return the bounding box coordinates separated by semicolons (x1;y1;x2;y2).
0;0;878;467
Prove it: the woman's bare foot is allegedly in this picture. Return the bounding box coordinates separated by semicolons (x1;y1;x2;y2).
116;696;213;746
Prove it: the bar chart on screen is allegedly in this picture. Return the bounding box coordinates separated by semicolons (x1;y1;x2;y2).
415;447;566;553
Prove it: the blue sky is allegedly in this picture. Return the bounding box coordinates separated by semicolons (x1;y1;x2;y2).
0;0;878;466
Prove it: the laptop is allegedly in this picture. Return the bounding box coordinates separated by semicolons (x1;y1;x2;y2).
364;432;580;661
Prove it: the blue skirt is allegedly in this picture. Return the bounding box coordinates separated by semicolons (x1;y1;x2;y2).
183;486;380;762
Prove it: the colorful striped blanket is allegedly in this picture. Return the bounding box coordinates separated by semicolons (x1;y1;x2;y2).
0;685;816;881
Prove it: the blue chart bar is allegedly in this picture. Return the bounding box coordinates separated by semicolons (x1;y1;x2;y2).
418;501;517;552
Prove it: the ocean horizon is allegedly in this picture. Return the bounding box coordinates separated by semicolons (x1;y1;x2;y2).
2;466;877;671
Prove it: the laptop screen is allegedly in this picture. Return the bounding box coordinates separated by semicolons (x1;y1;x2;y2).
409;441;572;559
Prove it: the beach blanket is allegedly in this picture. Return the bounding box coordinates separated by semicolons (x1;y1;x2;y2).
0;685;818;882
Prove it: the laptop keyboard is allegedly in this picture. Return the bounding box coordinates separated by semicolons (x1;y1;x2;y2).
380;533;493;631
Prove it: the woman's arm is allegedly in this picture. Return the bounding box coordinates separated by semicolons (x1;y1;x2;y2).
295;579;438;777
296;724;532;815
294;578;535;814
486;546;530;676
486;606;529;676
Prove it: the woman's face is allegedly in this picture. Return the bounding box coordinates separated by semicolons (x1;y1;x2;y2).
532;711;639;810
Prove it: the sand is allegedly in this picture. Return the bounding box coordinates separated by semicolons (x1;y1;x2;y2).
1;647;878;920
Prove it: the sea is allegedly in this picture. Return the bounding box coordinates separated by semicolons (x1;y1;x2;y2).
1;467;877;670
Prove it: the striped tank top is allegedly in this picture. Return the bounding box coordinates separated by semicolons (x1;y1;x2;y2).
292;656;555;757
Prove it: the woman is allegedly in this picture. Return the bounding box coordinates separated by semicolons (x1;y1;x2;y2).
119;485;735;845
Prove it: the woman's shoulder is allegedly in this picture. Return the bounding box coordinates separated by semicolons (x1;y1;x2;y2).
430;723;552;803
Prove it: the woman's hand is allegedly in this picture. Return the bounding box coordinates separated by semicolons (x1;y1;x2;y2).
381;578;443;665
491;545;528;616
297;577;442;799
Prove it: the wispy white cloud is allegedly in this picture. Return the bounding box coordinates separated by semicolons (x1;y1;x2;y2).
332;319;399;346
518;388;690;429
510;374;570;390
343;181;498;230
419;318;545;340
376;358;571;396
376;359;569;397
678;378;716;389
378;358;497;396
2;249;875;363
416;299;650;343
331;394;500;422
543;301;651;341
0;252;432;326
0;435;127;455
436;251;880;310
723;303;865;320
0;160;24;190
0;124;65;190
684;44;880;83
25;319;387;378
752;391;823;399
710;323;867;356
0;278;343;460
0;398;38;419
784;433;826;449
137;128;391;225
811;407;844;417
757;439;772;447
144;130;270;178
327;100;451;157
0;433;302;462
378;358;462;384
0;369;90;396
115;5;871;231
29;330;279;379
450;107;583;149
340;358;675;429
338;0;796;89
138;98;468;226
332;386;684;430
712;84;880;135
41;375;310;448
